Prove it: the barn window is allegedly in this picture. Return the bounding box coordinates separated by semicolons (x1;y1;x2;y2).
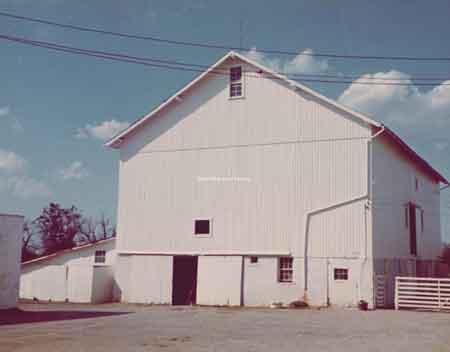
408;203;417;256
415;177;419;191
194;219;211;236
404;205;409;228
250;256;258;264
95;250;106;264
421;209;424;233
334;268;348;280
229;66;243;98
278;257;293;282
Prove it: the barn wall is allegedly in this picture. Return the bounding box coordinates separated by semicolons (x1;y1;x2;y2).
0;214;23;309
243;256;303;306
114;57;376;307
197;256;242;306
372;135;442;260
116;58;371;258
125;255;173;304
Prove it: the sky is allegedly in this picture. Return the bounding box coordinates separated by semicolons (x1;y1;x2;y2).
1;0;450;238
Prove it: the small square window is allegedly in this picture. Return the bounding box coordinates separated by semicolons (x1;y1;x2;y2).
334;268;348;280
278;257;293;283
194;219;210;235
250;256;258;264
95;250;106;264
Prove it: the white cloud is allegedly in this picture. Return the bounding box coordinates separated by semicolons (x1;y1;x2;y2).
245;47;329;75
7;176;52;199
0;149;28;172
0;149;51;198
337;71;450;134
76;119;131;141
0;106;10;117
59;161;88;180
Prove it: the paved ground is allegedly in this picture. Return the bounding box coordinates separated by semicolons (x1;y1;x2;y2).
1;303;450;352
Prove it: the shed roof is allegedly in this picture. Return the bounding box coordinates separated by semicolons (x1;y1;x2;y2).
22;237;115;267
105;51;448;185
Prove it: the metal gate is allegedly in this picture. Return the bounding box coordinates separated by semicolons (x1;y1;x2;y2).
395;276;450;311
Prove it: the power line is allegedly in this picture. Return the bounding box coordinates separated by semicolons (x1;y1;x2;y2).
2;10;450;62
3;33;450;87
3;33;448;82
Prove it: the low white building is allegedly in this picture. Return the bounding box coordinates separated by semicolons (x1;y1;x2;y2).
20;238;116;303
106;51;448;308
0;213;24;310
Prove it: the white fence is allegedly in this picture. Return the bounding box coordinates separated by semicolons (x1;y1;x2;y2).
395;276;450;311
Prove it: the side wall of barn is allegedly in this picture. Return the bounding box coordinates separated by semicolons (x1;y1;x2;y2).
371;135;443;307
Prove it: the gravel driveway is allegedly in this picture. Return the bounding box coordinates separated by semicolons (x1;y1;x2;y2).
0;303;449;352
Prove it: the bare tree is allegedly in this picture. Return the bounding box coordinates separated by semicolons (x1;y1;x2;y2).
97;213;116;240
21;220;39;262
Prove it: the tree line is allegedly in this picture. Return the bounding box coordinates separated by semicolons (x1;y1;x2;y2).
22;202;116;262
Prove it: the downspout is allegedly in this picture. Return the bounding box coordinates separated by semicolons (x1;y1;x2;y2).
302;125;385;303
360;125;385;306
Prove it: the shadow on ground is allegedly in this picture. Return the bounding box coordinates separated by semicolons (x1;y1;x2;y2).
0;308;131;326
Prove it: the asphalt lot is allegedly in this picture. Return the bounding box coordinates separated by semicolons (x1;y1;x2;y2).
1;303;450;352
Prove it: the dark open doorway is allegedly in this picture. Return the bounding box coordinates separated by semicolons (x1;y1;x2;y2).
172;256;198;305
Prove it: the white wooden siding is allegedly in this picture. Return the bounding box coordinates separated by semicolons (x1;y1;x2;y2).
372;135;442;260
116;58;371;258
20;241;116;302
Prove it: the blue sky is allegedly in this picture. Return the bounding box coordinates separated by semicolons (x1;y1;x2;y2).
1;0;450;238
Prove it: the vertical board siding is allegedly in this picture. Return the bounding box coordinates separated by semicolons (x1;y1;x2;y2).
372;136;442;259
243;256;303;306
116;58;371;258
197;256;242;306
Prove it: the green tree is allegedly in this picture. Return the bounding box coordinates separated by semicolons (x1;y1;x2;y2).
35;203;83;255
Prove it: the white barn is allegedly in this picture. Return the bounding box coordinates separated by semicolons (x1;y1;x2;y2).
20;238;116;303
0;214;24;310
106;51;448;308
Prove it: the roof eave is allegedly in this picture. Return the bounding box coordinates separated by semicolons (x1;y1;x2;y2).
382;127;449;185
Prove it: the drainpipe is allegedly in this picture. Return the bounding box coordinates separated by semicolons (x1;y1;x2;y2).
302;125;385;304
361;125;385;307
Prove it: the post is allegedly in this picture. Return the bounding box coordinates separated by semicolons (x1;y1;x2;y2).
394;277;399;310
438;279;441;310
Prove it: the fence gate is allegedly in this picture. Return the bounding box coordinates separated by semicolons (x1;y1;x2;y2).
395;276;450;311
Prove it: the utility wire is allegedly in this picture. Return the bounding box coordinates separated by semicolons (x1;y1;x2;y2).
2;33;450;87
3;33;448;82
1;10;450;62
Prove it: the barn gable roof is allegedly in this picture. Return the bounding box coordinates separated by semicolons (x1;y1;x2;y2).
105;51;448;185
22;238;115;267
